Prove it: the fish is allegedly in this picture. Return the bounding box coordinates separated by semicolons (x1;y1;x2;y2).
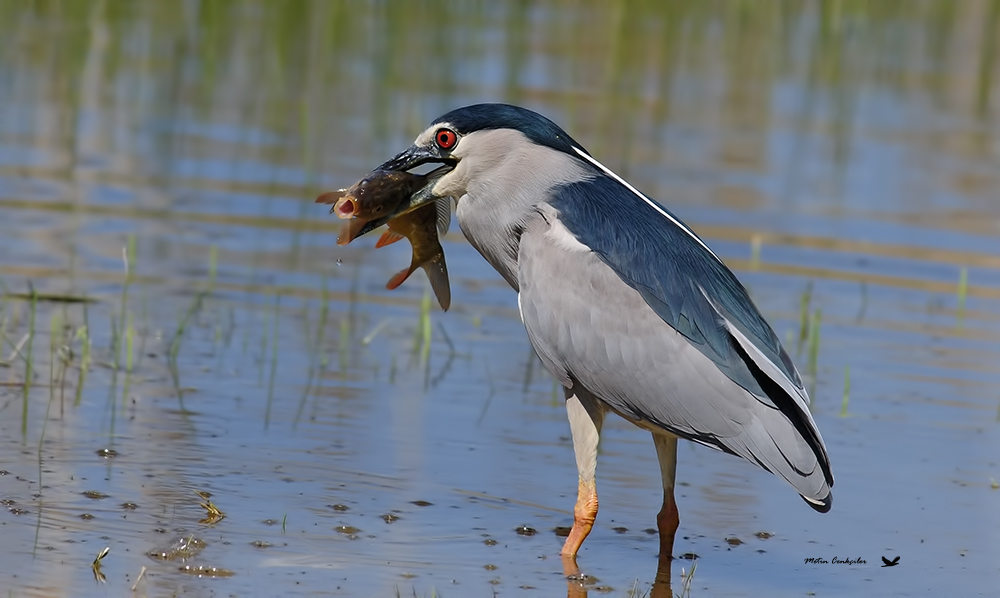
316;169;427;246
375;202;451;311
317;168;452;310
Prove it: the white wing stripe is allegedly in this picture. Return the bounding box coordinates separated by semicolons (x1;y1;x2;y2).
699;285;820;428
571;146;722;264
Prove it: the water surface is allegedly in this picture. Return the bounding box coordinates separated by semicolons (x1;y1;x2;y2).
0;2;998;596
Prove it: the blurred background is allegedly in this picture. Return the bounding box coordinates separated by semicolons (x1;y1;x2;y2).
0;1;998;596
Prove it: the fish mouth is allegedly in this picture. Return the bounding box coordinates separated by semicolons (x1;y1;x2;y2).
333;196;358;219
316;189;363;221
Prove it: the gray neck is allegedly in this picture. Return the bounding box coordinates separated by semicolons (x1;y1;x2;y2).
450;130;592;290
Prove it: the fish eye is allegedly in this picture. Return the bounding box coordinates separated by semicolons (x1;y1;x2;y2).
435;128;457;150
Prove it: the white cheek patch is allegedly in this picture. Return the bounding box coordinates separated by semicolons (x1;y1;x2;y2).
545;216;591;253
414;125;443;147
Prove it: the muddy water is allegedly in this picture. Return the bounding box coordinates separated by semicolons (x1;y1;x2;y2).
1;2;999;596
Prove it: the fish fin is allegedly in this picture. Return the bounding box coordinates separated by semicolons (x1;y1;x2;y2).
315;189;347;205
337;219;374;246
435;197;452;236
375;231;405;248
421;254;451;311
386;267;414;290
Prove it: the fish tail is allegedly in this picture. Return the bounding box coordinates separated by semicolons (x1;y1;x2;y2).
422;254;451;311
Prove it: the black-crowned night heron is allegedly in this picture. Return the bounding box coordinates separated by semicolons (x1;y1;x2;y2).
366;103;834;559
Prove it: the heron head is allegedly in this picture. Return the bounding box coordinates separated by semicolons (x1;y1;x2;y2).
376;103;589;211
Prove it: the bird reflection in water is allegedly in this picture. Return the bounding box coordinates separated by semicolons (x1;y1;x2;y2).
562;553;677;598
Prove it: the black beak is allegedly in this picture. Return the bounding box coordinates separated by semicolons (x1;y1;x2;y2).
377;144;456;180
376;144;441;173
373;143;456;209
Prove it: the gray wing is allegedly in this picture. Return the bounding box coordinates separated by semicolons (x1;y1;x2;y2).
549;176;804;409
517;209;832;508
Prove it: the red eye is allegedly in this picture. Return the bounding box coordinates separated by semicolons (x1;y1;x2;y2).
435;128;457;150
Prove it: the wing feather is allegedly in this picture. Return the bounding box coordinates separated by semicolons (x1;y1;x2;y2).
520;191;833;505
549;176;833;487
550;176;803;401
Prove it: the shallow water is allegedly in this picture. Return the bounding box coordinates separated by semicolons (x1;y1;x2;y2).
1;1;999;596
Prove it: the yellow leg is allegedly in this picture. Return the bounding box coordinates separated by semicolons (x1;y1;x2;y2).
561;390;604;556
561;477;598;556
653;433;679;561
656;489;679;559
